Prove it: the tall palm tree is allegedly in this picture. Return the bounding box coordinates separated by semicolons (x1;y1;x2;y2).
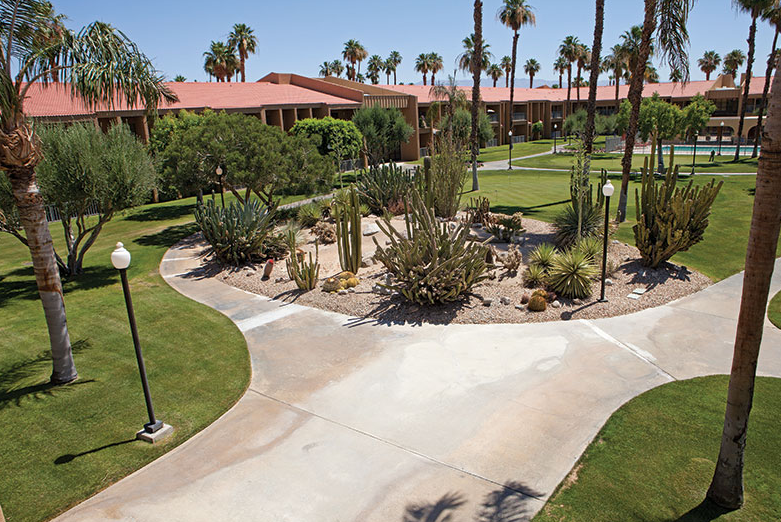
388;50;403;84
644;61;660;82
752;4;781;157
319;61;332;77
415;53;431;85
227;23;257;82
0;12;176;384
342;39;367;81
707;56;781;512
733;0;775;161
173;75;187;82
457;34;493;74
487;62;504;86
604;44;627;110
471;0;484;192
553;56;568;88
330;60;345;78
430;75;469;131
500;55;512;87
584;0;605;157
575;43;591;101
617;0;695;222
619;25;647;81
698;50;721;80
723;49;747;79
383;58;394;84
498;0;536;155
524;58;541;87
33;2;68;82
559;35;581;115
429;52;444;84
367;54;384;84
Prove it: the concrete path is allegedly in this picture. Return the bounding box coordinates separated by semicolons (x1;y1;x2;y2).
54;244;781;522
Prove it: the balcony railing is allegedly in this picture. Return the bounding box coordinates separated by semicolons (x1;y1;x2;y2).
551;112;563;119
513;112;527;121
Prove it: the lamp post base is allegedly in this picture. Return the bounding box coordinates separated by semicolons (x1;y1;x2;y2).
597;298;608;303
136;423;173;444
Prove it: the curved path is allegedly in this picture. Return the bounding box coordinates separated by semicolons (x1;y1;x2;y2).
55;242;781;522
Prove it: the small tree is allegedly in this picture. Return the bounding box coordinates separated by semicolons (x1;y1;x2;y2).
149;109;208;198
440;108;494;150
680;93;716;141
531;121;544;140
290;117;363;165
352;105;414;166
637;93;683;174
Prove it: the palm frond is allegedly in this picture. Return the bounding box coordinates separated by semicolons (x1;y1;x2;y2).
655;0;696;82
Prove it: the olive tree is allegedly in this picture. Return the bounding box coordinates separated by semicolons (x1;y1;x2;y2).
352;105;414;166
290;116;363;164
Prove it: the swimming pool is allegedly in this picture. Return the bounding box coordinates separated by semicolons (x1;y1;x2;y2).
662;145;758;156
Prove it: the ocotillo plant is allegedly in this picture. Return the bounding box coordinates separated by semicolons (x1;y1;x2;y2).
335;186;362;273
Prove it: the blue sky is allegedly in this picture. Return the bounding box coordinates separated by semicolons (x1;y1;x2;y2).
56;0;778;85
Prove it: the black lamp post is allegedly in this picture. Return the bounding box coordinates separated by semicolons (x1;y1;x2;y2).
553;123;558;154
508;130;513;170
112;242;164;436
599;181;614;302
215;166;225;207
691;132;698;175
718;121;724;156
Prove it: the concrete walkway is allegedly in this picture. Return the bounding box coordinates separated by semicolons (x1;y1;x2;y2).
55;243;781;522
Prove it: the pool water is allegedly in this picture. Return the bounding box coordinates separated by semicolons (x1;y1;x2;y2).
662;145;758;155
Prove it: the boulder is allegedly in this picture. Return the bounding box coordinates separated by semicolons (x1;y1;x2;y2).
362;223;381;236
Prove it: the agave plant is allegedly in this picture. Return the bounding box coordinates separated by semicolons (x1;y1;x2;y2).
529;243;557;272
194;199;275;265
546;249;598;299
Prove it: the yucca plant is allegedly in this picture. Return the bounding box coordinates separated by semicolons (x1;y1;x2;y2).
547;249;598;299
194;199;275;265
553;203;603;249
529;243;557;272
297;202;321;227
373;189;490;305
574;236;603;262
285;230;320;291
523;263;547;288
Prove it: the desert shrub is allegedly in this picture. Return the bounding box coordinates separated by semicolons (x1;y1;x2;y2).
634;168;723;268
312;221;337;244
547;249;598;299
524;264;547;287
528;295;547;312
529;243;557;271
357;163;416;214
262;233;290;260
317;198;334;219
373;190;489;304
553;203;603;249
499;245;522;273
297;202;321;227
467;196;491;225
194;198;275;265
430;135;467;219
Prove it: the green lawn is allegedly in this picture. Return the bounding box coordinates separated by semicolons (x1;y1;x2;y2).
0;193;300;521
515;151;759;174
769;291;781;329
472;169;780;281
533;376;781;522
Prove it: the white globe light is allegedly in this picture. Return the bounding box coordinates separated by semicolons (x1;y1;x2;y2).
509;130;513;136
215;166;223;176
111;242;131;270
602;180;615;197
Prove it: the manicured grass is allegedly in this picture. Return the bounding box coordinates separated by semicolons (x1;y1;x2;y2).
0;193;324;521
533;376;781;522
769;291;781;329
471;169;780;281
515;151;759;173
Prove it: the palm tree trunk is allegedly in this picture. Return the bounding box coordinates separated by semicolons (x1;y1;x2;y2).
529;75;533;88
471;0;483;192
576;65;582;101
394;70;397;84
566;65;572;116
618;0;655;221
707;65;781;511
7;165;78;384
615;69;621;112
510;31;519;150
506;74;509;88
752;29;778;159
493;78;497;87
706;70;711;81
584;0;605;156
735;14;758;161
240;58;246;82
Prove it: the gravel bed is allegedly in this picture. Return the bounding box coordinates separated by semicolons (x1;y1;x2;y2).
214;216;712;326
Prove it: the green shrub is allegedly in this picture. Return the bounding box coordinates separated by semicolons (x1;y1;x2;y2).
357;163;416;214
261;233;290;260
528;295;547;312
297;202;321;227
634;167;723;268
373;190;489;304
574;236;603;262
524;264;547;287
194;198;275;265
553;203;603;249
529;243;557;271
547;249;598;299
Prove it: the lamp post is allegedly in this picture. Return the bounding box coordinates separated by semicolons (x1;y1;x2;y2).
691;132;698;175
111;243;166;438
599;181;614;303
508;130;513;170
553;123;558;154
718;121;724;156
215;166;225;207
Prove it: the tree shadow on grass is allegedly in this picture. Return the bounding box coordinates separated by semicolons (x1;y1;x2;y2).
55;438;136;465
134;223;199;248
492;200;569;219
670;499;735;521
125;203;195;222
0;340;94;410
0;265;116;308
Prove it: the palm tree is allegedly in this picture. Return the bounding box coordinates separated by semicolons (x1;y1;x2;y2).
554;56;568;89
203;41;238;82
559;35;581;115
430;75;469;131
617;0;695;223
487;63;504;87
723;49;747;79
457;34;493;74
173;75;187;82
498;0;536;154
1;13;176;384
319;61;332;77
619;25;647;81
575;43;591;101
752;4;781;157
330;60;345;78
33;2;69;82
584;0;605;157
367;54;384;85
383;58;394;84
732;0;775;161
604;44;627;110
415;53;431;85
645;61;660;83
698;50;721;80
707;59;781;512
500;55;512;87
429;53;444;84
669;68;683;82
228;23;257;82
356;72;366;83
524;58;541;87
388;50;403;84
471;0;484;192
342;39;367;81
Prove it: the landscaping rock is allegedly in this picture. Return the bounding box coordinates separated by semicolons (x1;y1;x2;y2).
515;304;525;310
604;278;614;286
482;298;494;306
361;255;375;268
362;223;381;236
551;300;561;308
573;298;582;305
338;289;348;295
500;296;511;305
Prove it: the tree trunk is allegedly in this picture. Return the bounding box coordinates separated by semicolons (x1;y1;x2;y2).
707;63;781;511
576;65;582;102
706;70;711;81
657;138;665;173
559;72;563;89
752;28;778;159
566;65;572;117
615;69;621;112
471;0;483;192
584;0;605;156
493;78;497;87
7;166;78;383
510;30;519;156
735;14;757;161
618;0;656;221
394;70;397;85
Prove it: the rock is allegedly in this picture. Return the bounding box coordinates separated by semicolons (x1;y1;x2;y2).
612;239;620;244
515;304;525;310
338;289;348;295
500;296;511;305
551;300;561;308
482;298;494;306
511;235;524;245
347;287;356;293
573;298;583;305
604;278;614;286
362;223;381;236
361;255;375;268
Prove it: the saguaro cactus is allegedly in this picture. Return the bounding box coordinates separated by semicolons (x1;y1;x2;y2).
335;186;362;273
